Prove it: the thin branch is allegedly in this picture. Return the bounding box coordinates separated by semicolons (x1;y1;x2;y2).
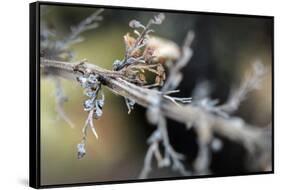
63;8;104;49
41;8;104;60
53;77;75;128
139;114;190;178
139;141;159;179
218;61;267;114
162;31;194;92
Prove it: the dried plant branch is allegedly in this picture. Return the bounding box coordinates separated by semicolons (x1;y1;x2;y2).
75;71;105;158
41;9;104;132
40;12;271;178
40;58;270;167
111;13;168;113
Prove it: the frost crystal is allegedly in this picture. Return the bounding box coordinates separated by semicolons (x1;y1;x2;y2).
77;76;89;88
76;72;105;157
112;59;123;71
84;99;94;111
77;74;100;89
87;74;98;85
77;143;86;159
84;88;96;97
94;106;103;118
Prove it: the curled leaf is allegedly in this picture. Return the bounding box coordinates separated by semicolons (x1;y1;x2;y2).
129;20;145;28
143;46;155;62
145;36;181;63
124;33;136;49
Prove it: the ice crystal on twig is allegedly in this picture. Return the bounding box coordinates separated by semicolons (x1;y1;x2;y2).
76;70;105;158
41;9;104;130
77;142;86;159
125;98;135;114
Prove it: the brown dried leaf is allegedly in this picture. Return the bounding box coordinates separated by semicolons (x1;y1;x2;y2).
124;33;142;57
143;46;156;62
124;33;136;49
156;64;165;75
155;75;161;85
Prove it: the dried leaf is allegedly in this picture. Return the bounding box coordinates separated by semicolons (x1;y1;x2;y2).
146;36;181;63
124;33;143;57
143;46;155;62
155;76;161;85
124;33;136;49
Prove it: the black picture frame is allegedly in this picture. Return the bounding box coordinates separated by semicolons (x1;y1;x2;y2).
30;1;274;188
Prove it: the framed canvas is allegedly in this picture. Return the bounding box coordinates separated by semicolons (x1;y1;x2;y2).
29;1;274;188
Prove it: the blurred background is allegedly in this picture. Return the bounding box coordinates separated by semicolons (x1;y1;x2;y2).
40;4;272;186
